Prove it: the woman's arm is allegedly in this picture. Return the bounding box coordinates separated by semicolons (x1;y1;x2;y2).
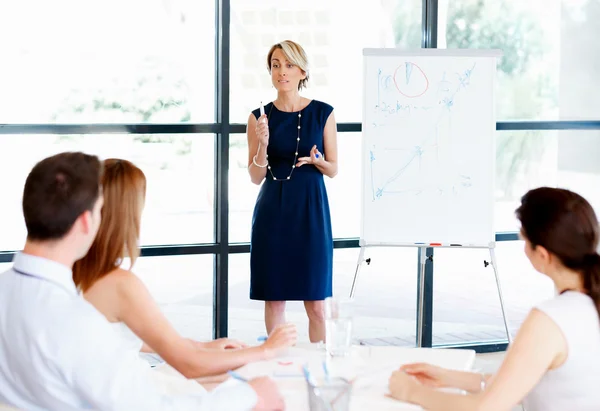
317;110;338;178
247;112;268;185
140;343;154;353
444;370;492;394
296;111;338;178
401;361;493;394
114;270;296;379
390;308;567;411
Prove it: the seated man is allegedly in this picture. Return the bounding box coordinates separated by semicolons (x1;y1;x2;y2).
0;152;283;411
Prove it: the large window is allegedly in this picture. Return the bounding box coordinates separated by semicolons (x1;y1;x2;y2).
0;0;215;123
1;0;599;351
229;0;422;124
134;255;214;342
439;0;600;121
0;135;215;251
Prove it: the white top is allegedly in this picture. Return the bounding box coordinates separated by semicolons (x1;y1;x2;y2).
110;321;144;357
0;253;257;411
523;291;600;411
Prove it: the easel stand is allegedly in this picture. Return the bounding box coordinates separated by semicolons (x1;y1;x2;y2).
350;243;513;347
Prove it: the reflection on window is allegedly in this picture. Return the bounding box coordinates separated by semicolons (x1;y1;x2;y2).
0;0;215;123
0;135;215;251
230;0;422;123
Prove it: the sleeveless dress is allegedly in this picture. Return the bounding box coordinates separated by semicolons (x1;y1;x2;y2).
250;100;334;301
109;322;206;395
522;291;600;410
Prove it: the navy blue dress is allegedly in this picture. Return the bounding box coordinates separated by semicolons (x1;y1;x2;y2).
250;100;334;301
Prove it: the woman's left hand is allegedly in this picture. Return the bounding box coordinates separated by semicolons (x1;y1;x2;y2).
296;145;323;167
387;369;422;403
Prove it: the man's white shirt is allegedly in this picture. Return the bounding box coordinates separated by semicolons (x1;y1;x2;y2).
0;253;257;410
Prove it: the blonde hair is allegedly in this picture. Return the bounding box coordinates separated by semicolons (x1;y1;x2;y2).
267;40;309;90
73;158;146;292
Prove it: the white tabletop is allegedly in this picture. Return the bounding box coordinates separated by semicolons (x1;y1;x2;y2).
236;344;476;410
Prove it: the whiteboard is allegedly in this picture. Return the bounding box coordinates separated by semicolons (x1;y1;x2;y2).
361;48;501;247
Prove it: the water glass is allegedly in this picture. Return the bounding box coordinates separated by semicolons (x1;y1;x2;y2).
324;297;353;357
306;377;352;411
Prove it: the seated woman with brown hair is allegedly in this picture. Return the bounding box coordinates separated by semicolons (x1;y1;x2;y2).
73;158;297;385
387;187;600;411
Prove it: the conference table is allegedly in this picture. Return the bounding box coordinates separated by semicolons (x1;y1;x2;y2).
0;344;475;411
234;343;476;410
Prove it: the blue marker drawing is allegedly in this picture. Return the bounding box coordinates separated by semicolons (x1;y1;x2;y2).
370;149;376;200
369;61;478;201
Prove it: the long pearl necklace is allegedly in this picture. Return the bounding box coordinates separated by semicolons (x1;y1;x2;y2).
266;103;302;181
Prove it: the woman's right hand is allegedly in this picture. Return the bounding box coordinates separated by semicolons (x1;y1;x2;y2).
399;362;451;389
262;323;297;358
255;114;269;148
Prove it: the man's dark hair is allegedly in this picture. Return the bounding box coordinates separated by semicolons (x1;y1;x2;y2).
23;152;103;241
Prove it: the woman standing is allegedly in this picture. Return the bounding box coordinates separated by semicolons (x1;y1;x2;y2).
246;40;338;343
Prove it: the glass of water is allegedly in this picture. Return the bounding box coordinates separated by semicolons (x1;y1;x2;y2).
324;297;354;357
306;376;352;411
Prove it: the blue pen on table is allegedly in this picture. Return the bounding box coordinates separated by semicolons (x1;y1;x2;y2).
322;360;330;382
302;365;316;385
227;370;249;382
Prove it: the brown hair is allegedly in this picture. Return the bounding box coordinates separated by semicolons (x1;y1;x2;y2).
23;152;102;241
267;40;309;90
516;187;600;317
73;159;146;292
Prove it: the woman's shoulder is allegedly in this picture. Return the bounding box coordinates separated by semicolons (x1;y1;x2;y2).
90;267;146;300
309;99;334;112
307;99;334;123
111;268;147;295
533;291;598;334
540;290;595;310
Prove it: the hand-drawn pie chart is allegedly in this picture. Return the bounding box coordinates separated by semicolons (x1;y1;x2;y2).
393;62;429;98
